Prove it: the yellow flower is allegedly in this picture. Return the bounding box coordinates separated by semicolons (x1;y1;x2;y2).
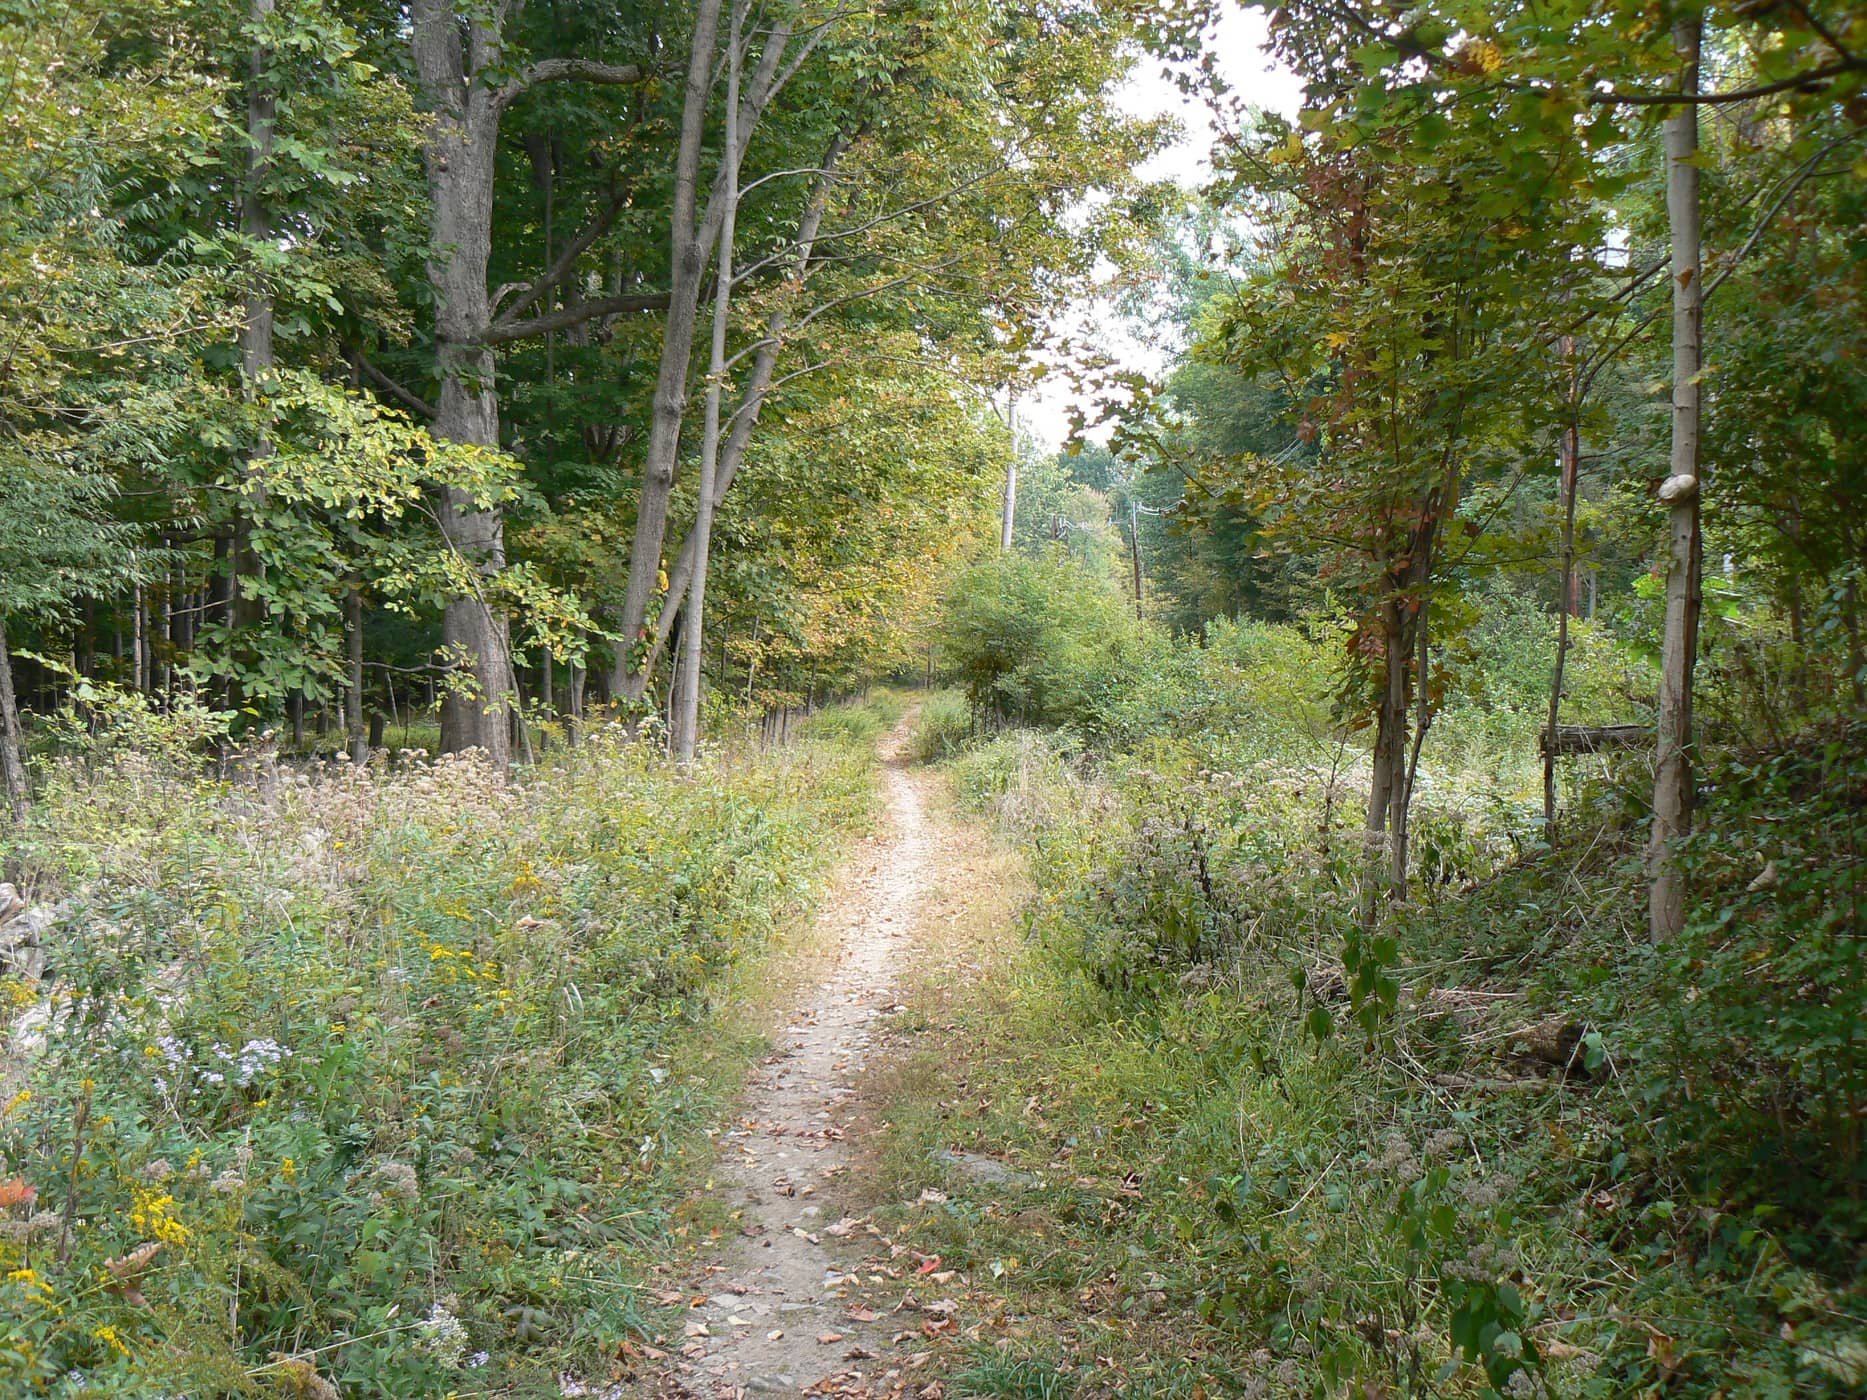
129;1185;189;1246
6;1267;51;1297
93;1324;131;1358
1;1088;29;1118
280;1157;297;1181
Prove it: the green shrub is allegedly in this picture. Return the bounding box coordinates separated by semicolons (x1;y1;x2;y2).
912;690;974;762
938;552;1146;738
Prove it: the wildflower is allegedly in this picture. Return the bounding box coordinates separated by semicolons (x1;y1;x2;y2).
373;1160;419;1205
234;1038;290;1086
1459;1177;1501;1210
129;1186;189;1246
416;1300;469;1368
6;1267;53;1299
92;1325;131;1358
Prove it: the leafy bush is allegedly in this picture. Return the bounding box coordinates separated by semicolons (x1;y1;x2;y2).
938;552;1146;739
0;709;883;1398
912;690;974;763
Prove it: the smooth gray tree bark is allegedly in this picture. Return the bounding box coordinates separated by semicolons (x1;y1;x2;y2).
408;1;642;766
1649;15;1704;943
0;618;28;820
673;3;746;764
233;0;276;642
613;9;828;703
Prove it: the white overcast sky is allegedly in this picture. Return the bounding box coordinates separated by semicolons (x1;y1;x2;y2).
1019;2;1303;447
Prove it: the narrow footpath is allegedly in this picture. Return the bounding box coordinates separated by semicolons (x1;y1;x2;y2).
640;715;959;1400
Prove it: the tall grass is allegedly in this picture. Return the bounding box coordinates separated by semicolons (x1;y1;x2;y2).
0;705;888;1398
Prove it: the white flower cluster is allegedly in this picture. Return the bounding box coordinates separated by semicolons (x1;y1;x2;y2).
147;1036;291;1095
415;1300;469;1368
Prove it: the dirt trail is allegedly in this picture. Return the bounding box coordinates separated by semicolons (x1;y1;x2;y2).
641;715;947;1399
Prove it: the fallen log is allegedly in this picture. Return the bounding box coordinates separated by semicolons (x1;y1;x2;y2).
1541;723;1649;756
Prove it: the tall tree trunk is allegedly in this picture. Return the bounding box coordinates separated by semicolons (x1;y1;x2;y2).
568;641;586;747
1392;592;1434;889
1843;563;1867;709
1363;584;1411;917
411;0;514;769
613;0;726;704
234;0;276;639
132;587;146;693
345;584;367;764
631;132;853;684
0;617;29;821
1649;16;1705;944
1363;502;1441;917
1545;340;1582;827
1000;396;1018;550
674;4;744;764
1129;500;1144;620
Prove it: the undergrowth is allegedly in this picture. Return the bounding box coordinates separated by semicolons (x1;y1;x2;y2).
889;638;1862;1399
0;699;894;1398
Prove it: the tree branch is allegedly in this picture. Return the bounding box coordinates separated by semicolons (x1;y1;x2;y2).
494;58;647;114
491;189;630;324
1704;124;1867;303
348;346;436;418
1588;59;1860;107
484;290;673;345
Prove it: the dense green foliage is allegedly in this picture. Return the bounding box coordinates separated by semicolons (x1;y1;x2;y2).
0;703;892;1395
4;1;1864;1397
899;559;1863;1396
0;0;1164;773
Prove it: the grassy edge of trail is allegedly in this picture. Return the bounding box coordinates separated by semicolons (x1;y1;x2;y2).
857;706;1865;1400
0;692;904;1399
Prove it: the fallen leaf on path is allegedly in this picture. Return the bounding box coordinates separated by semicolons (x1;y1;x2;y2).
817;1332;845;1344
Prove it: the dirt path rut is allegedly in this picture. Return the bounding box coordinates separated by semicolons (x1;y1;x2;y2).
642;718;943;1399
